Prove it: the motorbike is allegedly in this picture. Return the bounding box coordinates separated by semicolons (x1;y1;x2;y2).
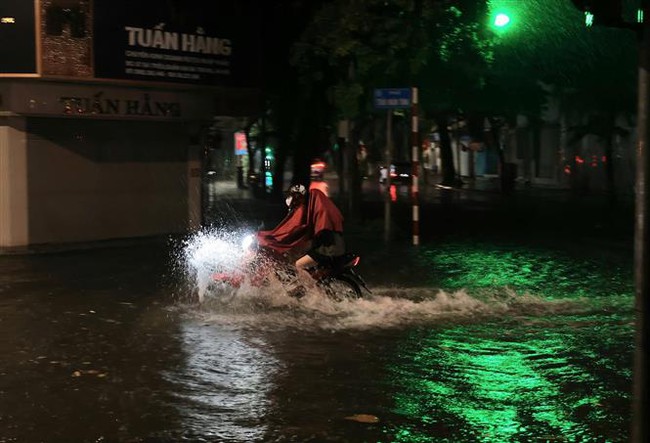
210;234;371;301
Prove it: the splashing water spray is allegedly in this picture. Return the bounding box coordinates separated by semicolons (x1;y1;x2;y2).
177;229;588;330
182;228;254;303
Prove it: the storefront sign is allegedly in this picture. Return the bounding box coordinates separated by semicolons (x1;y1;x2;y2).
92;0;260;87
6;81;250;120
58;92;181;118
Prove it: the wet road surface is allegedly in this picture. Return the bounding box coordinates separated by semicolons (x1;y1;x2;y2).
0;190;635;443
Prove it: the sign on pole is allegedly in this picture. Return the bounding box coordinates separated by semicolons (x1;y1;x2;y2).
373;88;412;109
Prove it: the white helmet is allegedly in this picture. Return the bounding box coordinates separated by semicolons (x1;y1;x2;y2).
285;184;306;208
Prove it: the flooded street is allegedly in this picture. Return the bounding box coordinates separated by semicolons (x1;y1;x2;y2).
0;193;636;442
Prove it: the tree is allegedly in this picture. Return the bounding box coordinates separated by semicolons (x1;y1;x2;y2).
293;0;454;210
287;0;637;199
485;0;637;196
255;0;330;199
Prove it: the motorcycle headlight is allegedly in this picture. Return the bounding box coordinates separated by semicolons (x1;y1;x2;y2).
241;233;256;251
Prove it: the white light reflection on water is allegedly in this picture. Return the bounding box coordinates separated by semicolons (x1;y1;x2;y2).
165;321;280;442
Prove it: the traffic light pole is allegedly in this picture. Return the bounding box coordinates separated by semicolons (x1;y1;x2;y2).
633;9;650;443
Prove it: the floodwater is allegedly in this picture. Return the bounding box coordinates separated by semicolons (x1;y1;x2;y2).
0;213;635;442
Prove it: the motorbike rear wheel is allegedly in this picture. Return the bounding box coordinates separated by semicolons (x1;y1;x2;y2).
321;275;362;301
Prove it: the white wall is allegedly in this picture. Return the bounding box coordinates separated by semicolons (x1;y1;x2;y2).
25;117;192;245
0;117;29;247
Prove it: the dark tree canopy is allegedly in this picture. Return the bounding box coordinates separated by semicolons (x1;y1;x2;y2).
256;0;638;193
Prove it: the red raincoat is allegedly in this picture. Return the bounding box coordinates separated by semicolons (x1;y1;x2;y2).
256;189;343;255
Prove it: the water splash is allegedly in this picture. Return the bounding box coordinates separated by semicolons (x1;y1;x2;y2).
180;227;258;303
177;229;610;333
182;283;591;333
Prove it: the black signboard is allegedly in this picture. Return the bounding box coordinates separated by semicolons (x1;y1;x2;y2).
0;0;36;74
92;0;261;87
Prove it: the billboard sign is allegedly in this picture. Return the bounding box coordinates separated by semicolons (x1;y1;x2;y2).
92;0;260;87
0;0;36;74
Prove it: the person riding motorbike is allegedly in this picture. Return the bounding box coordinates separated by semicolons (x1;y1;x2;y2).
256;183;346;296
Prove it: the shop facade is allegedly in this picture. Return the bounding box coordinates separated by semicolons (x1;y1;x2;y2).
0;0;260;249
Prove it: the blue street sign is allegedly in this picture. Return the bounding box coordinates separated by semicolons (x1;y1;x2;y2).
373;88;411;109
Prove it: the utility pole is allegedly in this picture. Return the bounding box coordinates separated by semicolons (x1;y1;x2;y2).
373;87;411;243
633;6;650;441
411;87;420;246
384;109;393;243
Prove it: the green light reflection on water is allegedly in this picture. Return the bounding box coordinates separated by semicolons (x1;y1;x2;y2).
377;239;632;442
417;242;633;299
385;315;633;443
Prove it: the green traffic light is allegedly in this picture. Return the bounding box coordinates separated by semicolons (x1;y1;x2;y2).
494;13;511;27
488;0;517;32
